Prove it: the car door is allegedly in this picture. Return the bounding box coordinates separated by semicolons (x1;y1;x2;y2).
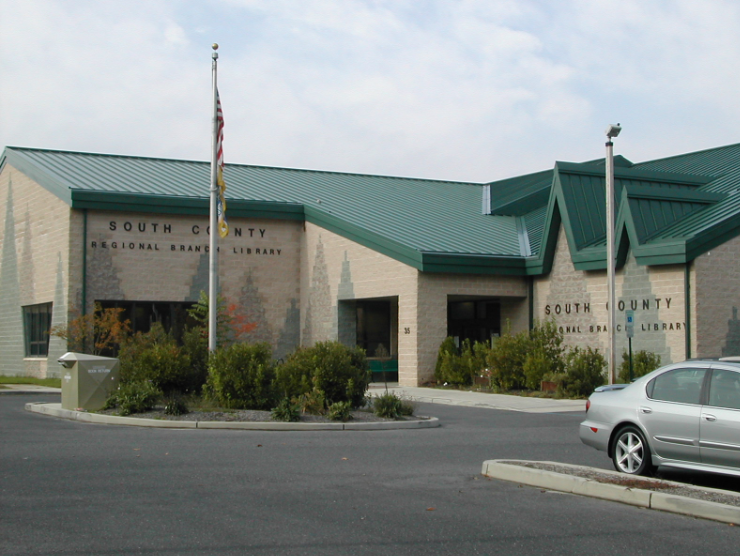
639;367;706;463
699;366;740;470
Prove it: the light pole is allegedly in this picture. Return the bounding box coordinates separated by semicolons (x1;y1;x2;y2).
605;123;621;384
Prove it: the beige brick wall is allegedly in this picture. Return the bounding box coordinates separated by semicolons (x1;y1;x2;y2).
693;235;740;358
0;164;72;377
533;226;687;366
84;212;302;357
416;273;528;384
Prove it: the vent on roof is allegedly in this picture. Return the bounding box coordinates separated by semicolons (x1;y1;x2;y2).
482;184;491;215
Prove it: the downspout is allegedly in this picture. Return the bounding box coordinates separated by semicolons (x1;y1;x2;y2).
528;276;534;330
82;209;88;316
685;262;691;360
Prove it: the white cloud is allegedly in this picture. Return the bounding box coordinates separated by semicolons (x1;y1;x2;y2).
2;0;740;182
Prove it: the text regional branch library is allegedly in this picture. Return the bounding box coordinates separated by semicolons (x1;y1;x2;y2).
3;142;740;385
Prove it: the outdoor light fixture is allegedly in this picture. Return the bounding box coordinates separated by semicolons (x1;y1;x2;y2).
605;124;621;384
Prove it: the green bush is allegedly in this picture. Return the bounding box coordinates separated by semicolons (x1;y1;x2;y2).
619;350;661;383
163;396;189;416
104;381;161;416
327;401;352;422
435;339;490;386
296;387;326;416
271;396;300;422
274;341;370;409
181;326;209;392
117;323;202;394
486;331;528;390
373;391;404;419
558;347;606;398
523;320;565;389
434;337;460;383
206;343;276;410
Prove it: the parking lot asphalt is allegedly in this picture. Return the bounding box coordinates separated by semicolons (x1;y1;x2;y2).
6;382;740;527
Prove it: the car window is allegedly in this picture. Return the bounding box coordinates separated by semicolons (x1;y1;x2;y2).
707;369;740;410
646;368;706;404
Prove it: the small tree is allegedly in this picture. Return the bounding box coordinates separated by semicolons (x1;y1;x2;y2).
50;303;130;355
187;291;257;347
619;350;661;383
558;347;606;398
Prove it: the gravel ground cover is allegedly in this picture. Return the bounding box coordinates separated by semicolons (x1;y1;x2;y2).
97;406;409;423
509;460;740;507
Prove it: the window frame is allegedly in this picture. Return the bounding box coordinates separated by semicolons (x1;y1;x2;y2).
645;367;707;406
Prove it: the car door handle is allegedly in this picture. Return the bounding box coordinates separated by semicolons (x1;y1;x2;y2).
640;406;652;414
703;413;717;422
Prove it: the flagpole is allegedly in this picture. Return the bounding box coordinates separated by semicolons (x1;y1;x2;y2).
208;44;219;352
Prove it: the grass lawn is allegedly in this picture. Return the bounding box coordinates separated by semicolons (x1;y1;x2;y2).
0;376;62;388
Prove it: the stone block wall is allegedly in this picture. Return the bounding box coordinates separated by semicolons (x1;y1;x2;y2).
533;226;687;367
0;164;72;377
693;235;740;359
84;212;303;359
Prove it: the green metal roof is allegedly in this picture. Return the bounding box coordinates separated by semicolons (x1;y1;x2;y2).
0;146;525;275
5;141;740;276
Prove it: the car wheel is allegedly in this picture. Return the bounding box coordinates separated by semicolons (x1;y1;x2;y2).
612;425;654;476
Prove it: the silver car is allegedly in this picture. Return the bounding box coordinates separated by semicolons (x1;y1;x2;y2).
580;359;740;476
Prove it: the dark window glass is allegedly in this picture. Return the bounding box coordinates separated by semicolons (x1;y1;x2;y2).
447;300;500;346
23;303;52;357
356;301;391;358
707;369;740;410
96;300;196;345
647;368;706;405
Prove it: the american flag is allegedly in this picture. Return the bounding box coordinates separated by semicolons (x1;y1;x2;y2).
216;89;228;238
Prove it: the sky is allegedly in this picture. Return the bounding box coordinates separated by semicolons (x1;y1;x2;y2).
2;0;740;183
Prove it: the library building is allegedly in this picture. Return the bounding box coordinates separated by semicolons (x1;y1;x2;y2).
3;142;740;385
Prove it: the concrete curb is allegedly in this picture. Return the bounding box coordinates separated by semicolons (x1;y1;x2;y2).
25;403;440;431
482;459;740;524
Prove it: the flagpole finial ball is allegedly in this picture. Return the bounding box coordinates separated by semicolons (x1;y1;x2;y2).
212;43;219;51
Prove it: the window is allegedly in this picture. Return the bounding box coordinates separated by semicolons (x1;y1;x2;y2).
23;303;52;357
707;369;740;410
356;300;391;358
96;300;195;343
447;300;501;346
647;368;706;405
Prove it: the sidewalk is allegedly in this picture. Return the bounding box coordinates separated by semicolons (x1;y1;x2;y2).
368;384;585;414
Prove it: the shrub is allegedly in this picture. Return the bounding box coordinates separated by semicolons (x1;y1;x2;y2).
434;337;459;383
524;320;565;389
163;396;189;416
373;392;404;419
486;331;528;390
398;397;415;416
435;339;490;386
104;381;161;416
327;401;352;422
271;397;300;422
274;341;370;409
206;343;276;410
558;347;606;398
180;326;209;392
119;324;199;394
135;343;193;395
51;302;131;355
296;387;326;416
619;350;661;383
